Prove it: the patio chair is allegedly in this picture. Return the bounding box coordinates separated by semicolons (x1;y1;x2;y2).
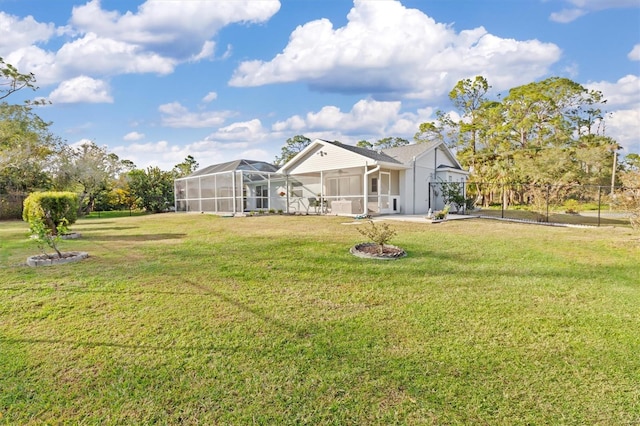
308;197;319;213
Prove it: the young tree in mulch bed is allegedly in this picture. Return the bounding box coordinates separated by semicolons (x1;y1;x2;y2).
352;220;406;259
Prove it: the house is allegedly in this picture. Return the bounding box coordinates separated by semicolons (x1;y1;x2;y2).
277;139;469;215
174;139;468;215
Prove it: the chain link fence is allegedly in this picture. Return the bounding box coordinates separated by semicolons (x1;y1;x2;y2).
430;182;638;227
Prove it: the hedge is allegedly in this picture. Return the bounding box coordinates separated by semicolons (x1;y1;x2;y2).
23;192;79;232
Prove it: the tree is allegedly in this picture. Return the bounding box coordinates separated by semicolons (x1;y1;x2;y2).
356;140;373;149
374;137;409;149
127;167;175;213
623;154;640;172
448;76;491;168
173;155;199;177
0;103;63;193
615;168;640;229
1;57;38;101
52;141;131;214
274;135;311;166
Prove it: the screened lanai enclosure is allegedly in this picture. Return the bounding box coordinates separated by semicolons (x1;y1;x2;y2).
174;159;395;216
174;160;289;214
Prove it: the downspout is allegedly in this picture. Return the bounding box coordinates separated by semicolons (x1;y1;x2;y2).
412;156;416;214
433;147;438;210
365;164;380;215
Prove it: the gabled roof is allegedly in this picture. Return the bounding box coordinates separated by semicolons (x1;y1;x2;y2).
277;138;404;174
323;140;402;164
381;141;438;164
182;159;278;178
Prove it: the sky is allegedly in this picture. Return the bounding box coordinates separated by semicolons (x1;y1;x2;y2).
1;0;639;171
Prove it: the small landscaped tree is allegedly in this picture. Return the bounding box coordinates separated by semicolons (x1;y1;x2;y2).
356;220;398;254
23;191;79;258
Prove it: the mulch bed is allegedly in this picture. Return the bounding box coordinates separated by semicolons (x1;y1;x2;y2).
350;243;407;260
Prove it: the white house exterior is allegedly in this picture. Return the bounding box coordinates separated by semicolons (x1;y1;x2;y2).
174;139;468;216
278;139;469;215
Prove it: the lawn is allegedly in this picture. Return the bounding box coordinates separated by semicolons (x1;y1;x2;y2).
0;214;638;424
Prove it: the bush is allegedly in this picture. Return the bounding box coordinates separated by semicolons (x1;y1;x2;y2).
356;220;397;254
23;192;79;258
23;192;79;234
563;199;581;214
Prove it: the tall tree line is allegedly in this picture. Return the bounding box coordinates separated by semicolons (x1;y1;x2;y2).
419;76;628;205
0;58;198;215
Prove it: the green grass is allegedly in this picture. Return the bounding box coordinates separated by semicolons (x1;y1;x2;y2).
1;214;639;424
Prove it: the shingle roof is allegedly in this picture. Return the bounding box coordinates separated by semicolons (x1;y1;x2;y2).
322;140;402;164
381;141;438;164
185;159;278;178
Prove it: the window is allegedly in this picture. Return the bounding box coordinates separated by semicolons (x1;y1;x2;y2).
327;176;361;197
371;177;378;193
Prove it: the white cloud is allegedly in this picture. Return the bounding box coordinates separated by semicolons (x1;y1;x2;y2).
48;76;113;103
0;11;55;53
204;119;267;143
550;0;639;22
123;131;145;141
202;92;218;103
273;99;426;138
113;126;273;170
70;0;280;61
56;32;176;76
607;109;640;154
4;45;61;85
230;0;561;99
628;44;640;61
158;102;233;128
1;0;280;86
549;8;587;23
586;75;640;154
586;74;640;108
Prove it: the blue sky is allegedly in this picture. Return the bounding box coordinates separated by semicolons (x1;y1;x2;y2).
1;0;638;170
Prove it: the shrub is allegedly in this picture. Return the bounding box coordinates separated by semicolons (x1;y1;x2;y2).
564;199;581;214
23;191;79;233
356;220;397;254
23;192;78;258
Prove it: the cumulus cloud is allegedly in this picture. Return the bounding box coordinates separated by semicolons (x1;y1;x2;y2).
112;127;272;170
628;44;640;61
550;0;639;22
607;109;640;154
229;0;561;99
56;32;176;76
1;0;280;85
202;91;218;103
0;11;55;53
274;99;425;138
158;102;233;128
48;76;113;103
70;0;280;61
204;119;267;143
586;75;640;154
230;0;561;99
550;9;587;23
123;131;145;141
586;74;640;108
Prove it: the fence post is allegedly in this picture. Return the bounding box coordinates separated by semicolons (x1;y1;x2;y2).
546;185;550;222
597;186;602;227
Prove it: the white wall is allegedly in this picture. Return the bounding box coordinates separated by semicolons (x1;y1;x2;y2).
285;143;368;174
